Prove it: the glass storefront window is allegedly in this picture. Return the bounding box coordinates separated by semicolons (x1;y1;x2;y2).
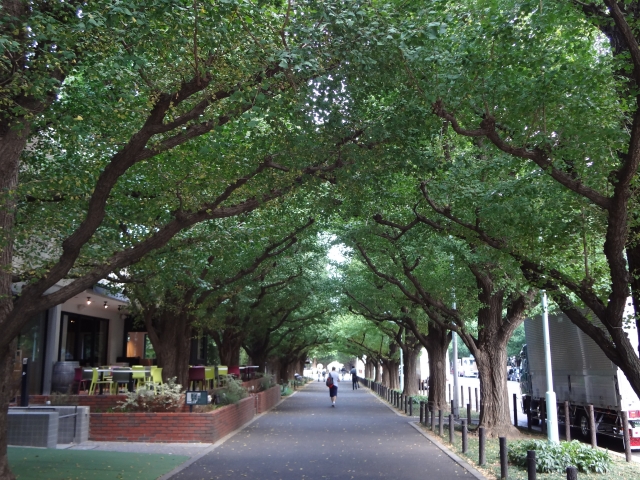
59;312;109;366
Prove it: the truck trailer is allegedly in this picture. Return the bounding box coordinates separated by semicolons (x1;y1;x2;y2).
520;313;640;449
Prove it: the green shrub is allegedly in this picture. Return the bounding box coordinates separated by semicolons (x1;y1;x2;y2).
260;374;275;391
118;377;184;412
508;440;611;473
218;376;248;405
281;385;293;396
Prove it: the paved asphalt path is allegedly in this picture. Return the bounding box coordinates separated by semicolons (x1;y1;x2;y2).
171;380;474;480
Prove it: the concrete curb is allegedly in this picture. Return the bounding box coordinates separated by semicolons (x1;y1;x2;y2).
158;388;299;480
365;386;486;480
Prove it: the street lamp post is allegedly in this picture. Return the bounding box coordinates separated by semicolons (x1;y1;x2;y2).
541;291;559;443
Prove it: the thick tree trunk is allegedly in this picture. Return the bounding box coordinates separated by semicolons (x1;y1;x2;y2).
374;360;382;383
218;341;241;367
363;361;369;379
386;360;399;390
425;337;448;411
402;344;421;396
475;344;517;437
0;112;26;480
279;358;292;382
145;313;192;388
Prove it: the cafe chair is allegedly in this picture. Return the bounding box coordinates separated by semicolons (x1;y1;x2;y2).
148;366;164;393
73;367;91;394
188;366;206;390
88;368;113;395
204;367;214;390
112;369;131;394
131;365;146;390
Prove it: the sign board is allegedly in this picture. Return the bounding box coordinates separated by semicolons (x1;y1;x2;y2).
185;391;208;405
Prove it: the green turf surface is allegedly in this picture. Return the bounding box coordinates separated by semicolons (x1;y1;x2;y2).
8;447;189;480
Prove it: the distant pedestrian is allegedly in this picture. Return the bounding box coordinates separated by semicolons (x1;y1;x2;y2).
327;367;340;407
350;366;358;390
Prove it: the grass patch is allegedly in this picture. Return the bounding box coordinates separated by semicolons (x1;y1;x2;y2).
8;446;188;480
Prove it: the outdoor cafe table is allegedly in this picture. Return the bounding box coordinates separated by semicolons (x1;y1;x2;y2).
84;368;141;394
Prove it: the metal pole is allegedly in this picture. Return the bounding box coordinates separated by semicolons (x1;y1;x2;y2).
566;466;578;480
527;450;537;480
622;411;632;462
452;332;459;418
564;401;571;441
461;419;468;453
449;414;454;443
430;406;435;430
541;291;559;443
399;331;404;392
513;393;518;426
478;426;486;465
439;409;443;436
499;437;508;480
588;404;597;448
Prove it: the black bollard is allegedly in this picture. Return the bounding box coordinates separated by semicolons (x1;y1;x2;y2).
499;437;508;480
566;466;578;480
449;414;454;444
527;450;536;480
467;403;471;425
478;426;486;465
461;419;468;453
541;399;547;435
430;406;435;431
439;409;443;436
513;393;518;426
450;399;454;415
409;397;413;417
564;401;571;441
404;395;408;414
420;401;425;424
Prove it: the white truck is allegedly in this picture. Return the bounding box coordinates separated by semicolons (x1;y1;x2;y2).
520;313;640;449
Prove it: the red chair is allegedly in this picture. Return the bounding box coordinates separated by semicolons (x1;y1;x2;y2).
73;367;91;394
188;366;206;390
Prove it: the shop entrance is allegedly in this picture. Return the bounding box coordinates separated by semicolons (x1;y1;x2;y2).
59;312;108;366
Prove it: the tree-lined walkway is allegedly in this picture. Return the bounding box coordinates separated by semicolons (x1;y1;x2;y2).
172;380;476;479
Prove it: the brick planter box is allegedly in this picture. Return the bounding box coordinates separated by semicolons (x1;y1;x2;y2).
89;396;256;443
256;385;281;414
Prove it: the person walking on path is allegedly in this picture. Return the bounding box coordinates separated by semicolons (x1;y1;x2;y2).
350;365;358;390
327;367;340;407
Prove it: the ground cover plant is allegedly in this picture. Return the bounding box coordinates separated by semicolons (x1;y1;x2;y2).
417;420;638;480
509;439;611;474
217;377;248;406
118;378;183;412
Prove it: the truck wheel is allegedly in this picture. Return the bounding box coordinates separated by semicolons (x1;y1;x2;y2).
576;410;590;441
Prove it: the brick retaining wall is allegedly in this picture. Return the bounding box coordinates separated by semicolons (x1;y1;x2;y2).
256;385;281;414
89;396;256;443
